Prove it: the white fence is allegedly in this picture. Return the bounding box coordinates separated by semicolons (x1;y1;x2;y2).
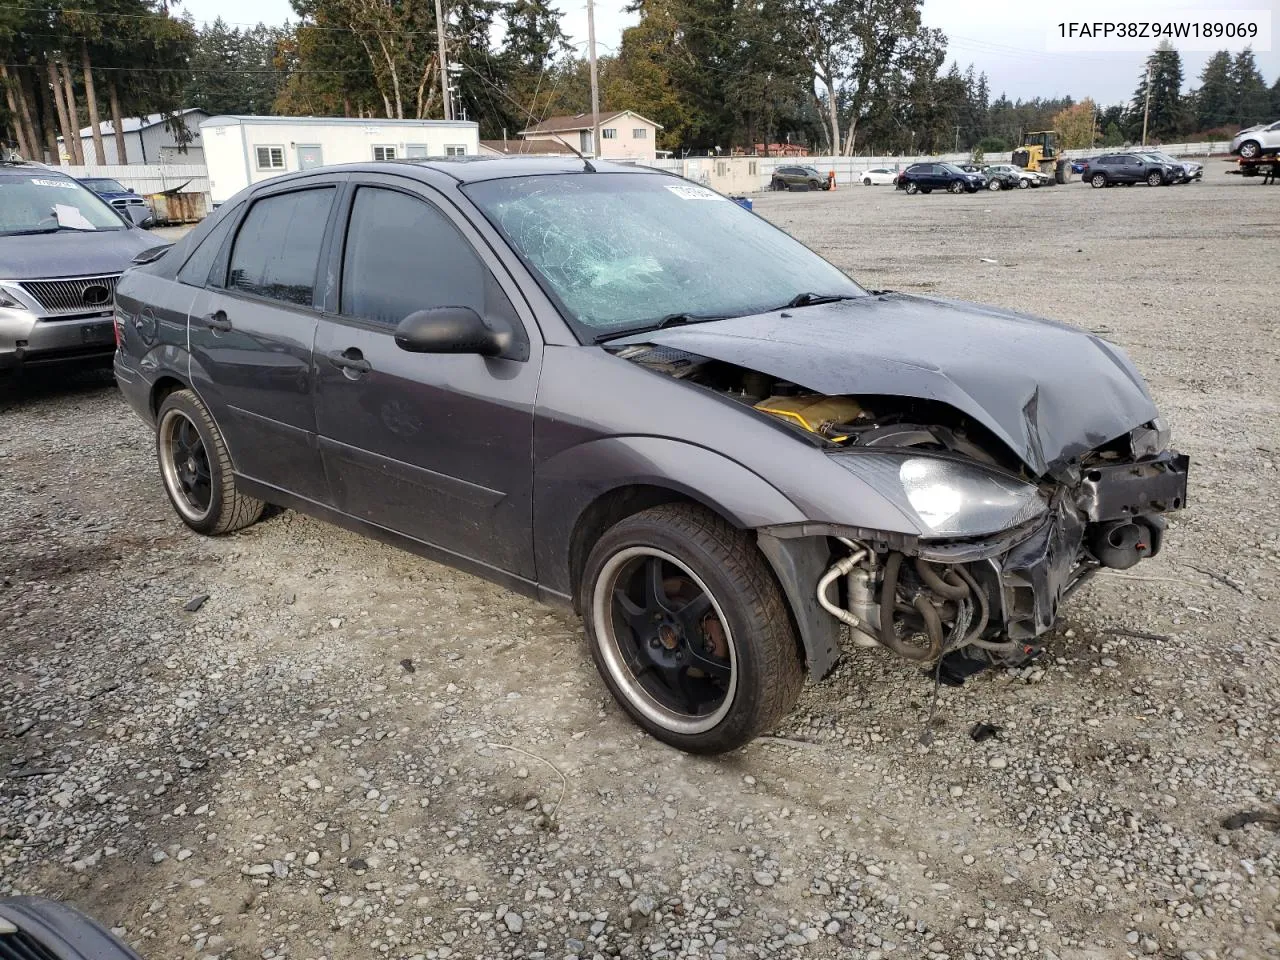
51;163;211;200
648;140;1235;193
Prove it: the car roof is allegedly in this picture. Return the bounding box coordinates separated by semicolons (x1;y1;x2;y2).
394;157;658;183
0;160;61;179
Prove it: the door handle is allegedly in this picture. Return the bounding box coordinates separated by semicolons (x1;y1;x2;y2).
202;310;232;333
328;348;371;376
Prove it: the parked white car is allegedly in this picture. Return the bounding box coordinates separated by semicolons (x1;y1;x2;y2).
857;167;898;185
1230;121;1280;159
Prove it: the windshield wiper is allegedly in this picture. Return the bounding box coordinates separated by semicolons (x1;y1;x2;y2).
780;292;862;309
593;312;725;344
1;227;61;236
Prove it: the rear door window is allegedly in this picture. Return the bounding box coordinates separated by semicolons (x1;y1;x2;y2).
226;188;334;307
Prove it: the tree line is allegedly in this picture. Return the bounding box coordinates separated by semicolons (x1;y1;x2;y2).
3;0;1278;164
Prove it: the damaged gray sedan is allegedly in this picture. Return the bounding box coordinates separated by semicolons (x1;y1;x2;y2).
113;159;1189;754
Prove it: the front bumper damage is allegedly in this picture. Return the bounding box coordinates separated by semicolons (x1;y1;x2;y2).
761;449;1189;678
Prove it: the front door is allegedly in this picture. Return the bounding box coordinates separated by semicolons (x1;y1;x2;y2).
313;177;540;577
188;181;340;505
405;143;429;159
297;144;324;169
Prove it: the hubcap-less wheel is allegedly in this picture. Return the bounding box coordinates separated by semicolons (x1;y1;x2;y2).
592;547;737;736
158;409;213;524
863;178;872;185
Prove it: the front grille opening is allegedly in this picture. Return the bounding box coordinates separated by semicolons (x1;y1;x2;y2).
17;275;120;315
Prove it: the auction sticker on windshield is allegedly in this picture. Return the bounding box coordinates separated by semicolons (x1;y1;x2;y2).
31;178;79;189
665;185;726;201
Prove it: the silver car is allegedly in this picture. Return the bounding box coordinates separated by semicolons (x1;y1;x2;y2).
1230;121;1280;159
1;161;161;372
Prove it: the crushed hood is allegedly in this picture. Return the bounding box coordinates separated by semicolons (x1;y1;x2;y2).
627;293;1159;476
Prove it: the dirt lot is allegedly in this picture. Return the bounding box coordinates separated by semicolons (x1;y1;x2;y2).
2;168;1278;960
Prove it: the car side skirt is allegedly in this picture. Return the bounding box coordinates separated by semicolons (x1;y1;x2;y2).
234;475;569;608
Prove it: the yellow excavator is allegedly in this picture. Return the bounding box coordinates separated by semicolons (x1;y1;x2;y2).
1012;131;1067;182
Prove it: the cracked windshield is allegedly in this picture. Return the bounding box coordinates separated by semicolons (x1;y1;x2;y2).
465;173;863;335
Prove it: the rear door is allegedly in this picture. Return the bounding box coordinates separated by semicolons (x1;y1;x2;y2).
313;175;541;577
188;178;342;505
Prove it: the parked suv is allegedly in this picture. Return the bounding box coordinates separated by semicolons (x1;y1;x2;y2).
1130;151;1202;183
895;162;987;194
1081;154;1176;188
0;161;162;372
114;158;1187;754
1230;121;1280;159
770;165;829;190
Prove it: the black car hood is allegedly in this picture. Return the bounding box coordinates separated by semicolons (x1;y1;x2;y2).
631;293;1159;476
0;228;156;278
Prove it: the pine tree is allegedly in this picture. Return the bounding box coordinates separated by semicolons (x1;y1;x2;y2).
1129;43;1183;142
1193;51;1232;131
1229;48;1269;127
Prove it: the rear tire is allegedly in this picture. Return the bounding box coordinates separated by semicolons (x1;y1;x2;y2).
863;177;872;186
905;181;919;195
156;389;264;536
1090;173;1107;188
580;504;805;754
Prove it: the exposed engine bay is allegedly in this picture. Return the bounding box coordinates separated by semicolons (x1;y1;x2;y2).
613;342;1190;672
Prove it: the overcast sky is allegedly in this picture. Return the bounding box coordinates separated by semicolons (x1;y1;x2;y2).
178;0;1278;108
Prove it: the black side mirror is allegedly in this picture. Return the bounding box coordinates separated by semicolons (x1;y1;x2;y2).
127;187;135;193
394;306;508;357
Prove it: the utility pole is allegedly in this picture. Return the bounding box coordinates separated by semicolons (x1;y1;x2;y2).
435;0;452;121
954;125;960;153
587;0;600;157
1141;61;1151;147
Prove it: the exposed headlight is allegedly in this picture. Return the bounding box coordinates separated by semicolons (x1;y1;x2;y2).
833;453;1048;538
0;283;28;310
898;458;1046;536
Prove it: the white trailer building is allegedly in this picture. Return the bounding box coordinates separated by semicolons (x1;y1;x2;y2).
199;115;481;205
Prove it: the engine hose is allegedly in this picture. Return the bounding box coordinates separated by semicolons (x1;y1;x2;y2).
878;551;938;661
953;565;991;645
912;595;945;660
913;557;970;601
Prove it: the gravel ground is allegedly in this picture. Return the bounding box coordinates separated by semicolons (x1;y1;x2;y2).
2;167;1277;960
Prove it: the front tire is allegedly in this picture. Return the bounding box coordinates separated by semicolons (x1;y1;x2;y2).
987;178;1002;191
156;389;264;535
1147;171;1164;186
1017;178;1030;189
947;180;964;194
580;504;804;754
1238;140;1261;160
